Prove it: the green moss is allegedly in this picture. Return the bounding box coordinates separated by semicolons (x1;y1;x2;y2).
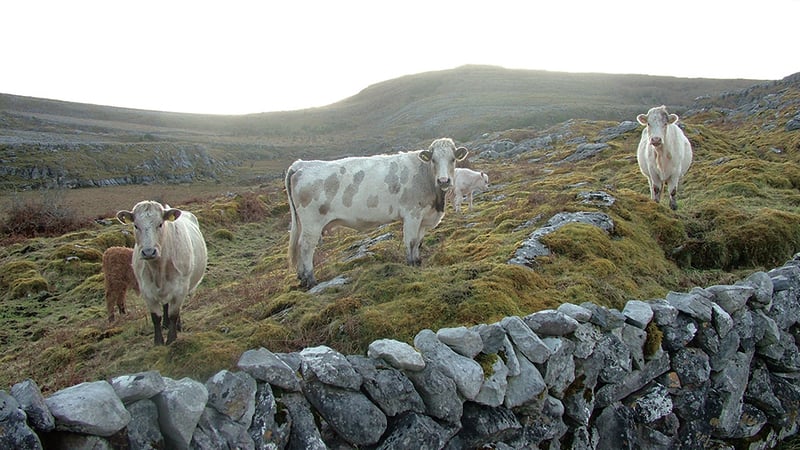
0;260;49;299
680;203;800;270
93;229;135;249
714;181;763;198
541;222;620;261
52;244;103;262
153;332;244;382
723;208;800;269
39;346;74;373
0;260;39;288
644;321;663;358
475;353;499;379
10;274;49;298
67;274;105;304
212;228;235;241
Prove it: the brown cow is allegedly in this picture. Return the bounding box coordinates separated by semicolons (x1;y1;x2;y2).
102;246;139;322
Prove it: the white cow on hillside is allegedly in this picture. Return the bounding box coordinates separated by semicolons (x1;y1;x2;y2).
117;201;207;345
636;105;693;210
285;137;468;288
450;168;489;212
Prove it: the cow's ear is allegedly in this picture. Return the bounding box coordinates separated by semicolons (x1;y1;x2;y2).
418;150;433;162
455;147;469;161
668;114;679;124
163;208;182;222
636;114;648;125
117;211;134;224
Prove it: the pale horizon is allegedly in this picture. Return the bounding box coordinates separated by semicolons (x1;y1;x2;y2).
2;0;798;115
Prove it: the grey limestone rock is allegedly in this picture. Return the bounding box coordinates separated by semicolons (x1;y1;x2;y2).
302;380;387;446
280;393;326;450
367;338;426;371
205;369;257;426
474;354;509;407
0;391;43;450
375;412;453;450
504;354;546;409
523;309;579;336
500;316;551;364
152;377;208;450
556;302;592;322
10;379;54;433
125;399;164;450
111;371;166;404
414;329;484;401
348;355;425;417
300;345;362;390
45;380;131;437
406;364;463;423
237;347;301;391
622;300;654;329
437;326;484;358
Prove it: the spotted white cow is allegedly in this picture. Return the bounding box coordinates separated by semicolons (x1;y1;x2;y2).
285;137;468;288
117;201;207;345
450;168;489;212
636;105;693;210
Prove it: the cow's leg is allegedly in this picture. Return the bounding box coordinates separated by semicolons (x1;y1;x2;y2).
161;304;170;329
453;194;462;212
151;313;165;345
668;179;680;210
298;225;323;288
403;218;424;266
164;302;183;331
166;309;180;345
650;180;662;203
468;192;474;211
106;291;116;322
117;293;126;316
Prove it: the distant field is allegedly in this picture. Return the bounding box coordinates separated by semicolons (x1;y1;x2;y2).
0;182;268;221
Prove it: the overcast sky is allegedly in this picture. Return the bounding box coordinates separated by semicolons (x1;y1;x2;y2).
2;1;798;115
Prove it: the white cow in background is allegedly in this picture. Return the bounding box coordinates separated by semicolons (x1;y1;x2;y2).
636;105;693;210
285;137;468;288
450;168;489;212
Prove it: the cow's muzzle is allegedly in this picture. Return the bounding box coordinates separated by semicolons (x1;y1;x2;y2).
650;137;663;147
436;177;452;190
140;248;159;260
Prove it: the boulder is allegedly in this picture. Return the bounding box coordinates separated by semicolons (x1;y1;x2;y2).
45;381;131;437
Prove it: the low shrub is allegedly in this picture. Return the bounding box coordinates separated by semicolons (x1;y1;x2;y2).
236;192;268;222
0;191;86;238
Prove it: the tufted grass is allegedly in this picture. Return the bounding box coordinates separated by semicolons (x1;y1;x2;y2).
1;87;800;403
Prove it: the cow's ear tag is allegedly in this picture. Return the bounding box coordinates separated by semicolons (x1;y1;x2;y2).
419;150;433;162
164;209;181;222
117;211;134;224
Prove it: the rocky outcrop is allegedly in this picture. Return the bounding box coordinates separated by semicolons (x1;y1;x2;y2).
5;257;800;448
509;209;615;267
0;142;228;190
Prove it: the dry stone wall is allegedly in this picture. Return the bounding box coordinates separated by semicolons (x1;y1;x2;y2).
5;256;800;449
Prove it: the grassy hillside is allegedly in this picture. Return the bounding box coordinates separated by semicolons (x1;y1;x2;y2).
1;66;761;191
1;70;799;397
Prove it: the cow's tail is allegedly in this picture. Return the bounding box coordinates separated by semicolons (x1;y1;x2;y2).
285;166;301;269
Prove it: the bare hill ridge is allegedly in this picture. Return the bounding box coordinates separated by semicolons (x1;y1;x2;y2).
1;66;761;164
